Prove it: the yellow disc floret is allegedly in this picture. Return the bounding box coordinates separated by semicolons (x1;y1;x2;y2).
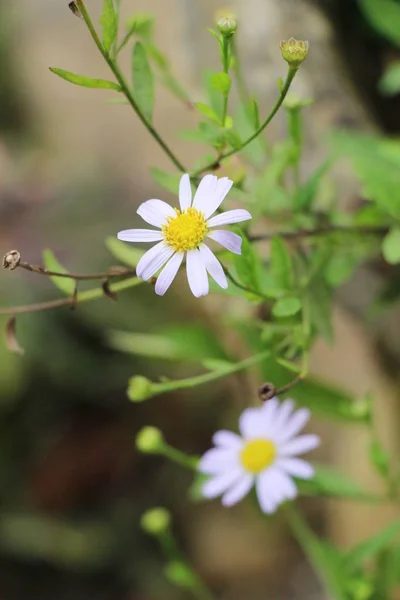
240;439;276;474
162;207;208;252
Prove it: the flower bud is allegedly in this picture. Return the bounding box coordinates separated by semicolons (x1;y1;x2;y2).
3;250;21;271
164;561;197;590
68;1;83;18
140;507;171;535
280;38;309;68
136;426;164;453
216;11;237;37
128;375;153;402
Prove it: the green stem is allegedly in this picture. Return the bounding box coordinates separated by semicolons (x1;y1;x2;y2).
192;66;298;176
151;349;270;396
159;443;198;471
221;36;231;126
78;1;186;173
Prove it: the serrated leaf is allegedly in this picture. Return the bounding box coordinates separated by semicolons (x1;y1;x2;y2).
132;41;155;123
42;249;75;295
210;72;231;96
382;227;400;264
101;0;117;54
270;237;293;290
272;296;301;318
105;237;144;267
379;61;400;96
150;168;181;194
195;102;221;125
49;68;121;91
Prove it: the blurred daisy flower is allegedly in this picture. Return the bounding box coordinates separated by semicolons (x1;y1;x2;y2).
117;173;251;297
198;398;320;513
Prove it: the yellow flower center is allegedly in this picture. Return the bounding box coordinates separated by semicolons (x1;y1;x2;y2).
162;208;208;252
240;439;276;474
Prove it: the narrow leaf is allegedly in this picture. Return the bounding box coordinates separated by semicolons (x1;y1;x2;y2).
132;41;155;123
195;102;221;125
210;72;231;96
50;68;121;91
105;237;144;267
101;0;118;54
5;317;24;356
150;168;181;194
270;237;293;290
42;249;75;296
345;519;400;569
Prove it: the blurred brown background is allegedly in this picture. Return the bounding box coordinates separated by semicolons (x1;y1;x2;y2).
0;1;399;599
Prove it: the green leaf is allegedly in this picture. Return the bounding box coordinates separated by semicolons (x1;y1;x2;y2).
150;168;181;194
368;439;390;478
127;13;154;39
247;98;260;129
359;0;400;46
49;68;121;91
210;72;231;96
101;0;118;54
325;254;358;288
105;237;144;267
345;518;400;569
132;41;155;124
382;227;400;264
42;249;75;296
299;465;374;502
305;279;333;343
194;102;221;125
272;296;301;318
270;237;293;290
379;61;400;96
234;234;261;293
188;472;208;502
292;159;332;211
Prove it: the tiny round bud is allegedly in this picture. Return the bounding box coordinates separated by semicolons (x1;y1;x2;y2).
128;375;153;402
141;507;171;535
258;382;276;402
216;11;237;37
136;426;164;453
3;250;21;271
280;38;309;68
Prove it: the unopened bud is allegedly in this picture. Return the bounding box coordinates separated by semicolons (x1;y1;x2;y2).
280;38;309;68
3;250;21;271
141;507;171;535
128;375;153;402
68;1;83;18
216;11;237;37
136;426;164;453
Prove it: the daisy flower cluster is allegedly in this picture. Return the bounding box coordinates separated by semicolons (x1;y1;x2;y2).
199;398;319;513
118;173;252;297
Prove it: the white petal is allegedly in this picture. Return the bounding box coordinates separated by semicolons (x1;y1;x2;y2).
198;448;239;474
269;399;296;440
280;434;320;457
117;229;163;243
201;467;243;499
255;471;279;514
222;474;254;507
186;249;209;297
198;244;227;289
256;467;297;513
192;174;218;213
276;457;315;480
155;252;184;296
212;430;243;450
207;209;252;228
179;173;192;211
136;242;174;280
239;407;270;439
207;230;242;254
137;199;175;228
200;177;233;219
275;408;311;443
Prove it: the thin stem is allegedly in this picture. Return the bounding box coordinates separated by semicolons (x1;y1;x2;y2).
17;262;136;281
78;1;186;173
0;276;143;316
249;224;390;243
192;66;297;176
223;267;267;299
221;36;231;126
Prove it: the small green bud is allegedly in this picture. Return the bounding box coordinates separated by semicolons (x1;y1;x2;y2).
164;561;197;590
141;507;171;535
280;38;309;68
216;11;237;37
128;375;153;402
136;426;164;453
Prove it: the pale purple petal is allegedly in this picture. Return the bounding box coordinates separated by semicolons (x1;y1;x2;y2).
200;177;233;219
117;229;163;243
280;434;320;457
137;199;175;228
179;173;192;211
201;467;244;499
239;407;270;439
198;244;227;289
155;252;184;296
207;230;242;255
198;448;239;474
207;209;252;228
276;457;315;480
212;430;243;450
186;249;209;298
221;474;254;507
275;408;311;443
136;242;175;280
192;175;218;213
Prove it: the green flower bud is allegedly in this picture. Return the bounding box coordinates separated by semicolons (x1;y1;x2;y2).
128;375;153;402
141;507;171;535
280;38;309;68
216;11;237;37
164;561;197;590
136;426;164;453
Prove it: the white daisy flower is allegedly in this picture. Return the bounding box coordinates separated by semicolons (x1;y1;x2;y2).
117;173;252;297
198;398;320;513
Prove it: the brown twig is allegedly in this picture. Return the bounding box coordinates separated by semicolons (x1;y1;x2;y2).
17;262;136;280
259;375;304;401
249;224;389;243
